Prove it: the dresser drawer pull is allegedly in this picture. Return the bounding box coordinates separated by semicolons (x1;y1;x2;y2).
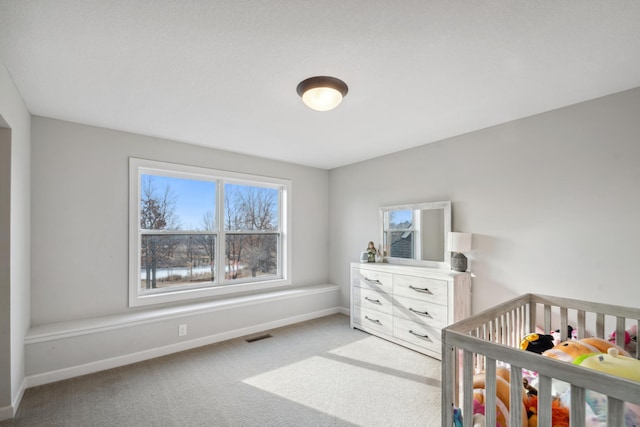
364;296;382;304
364;316;382;325
364;277;382;285
409;307;432;318
409;330;431;341
409;285;432;294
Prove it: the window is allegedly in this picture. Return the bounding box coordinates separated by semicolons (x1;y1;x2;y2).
129;158;291;307
383;209;416;259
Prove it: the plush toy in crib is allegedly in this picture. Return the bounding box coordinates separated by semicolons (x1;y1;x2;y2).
521;326;578;354
574;347;640;381
472;366;528;427
520;333;555;354
574;347;640;426
549;325;578;345
542;337;630;362
608;324;638;354
525;395;570;427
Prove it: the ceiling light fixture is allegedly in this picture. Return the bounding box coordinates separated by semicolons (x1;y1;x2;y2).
296;76;348;111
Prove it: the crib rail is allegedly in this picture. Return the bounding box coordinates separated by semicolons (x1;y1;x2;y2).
442;293;640;427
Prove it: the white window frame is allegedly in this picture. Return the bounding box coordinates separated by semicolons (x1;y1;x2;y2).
129;158;292;307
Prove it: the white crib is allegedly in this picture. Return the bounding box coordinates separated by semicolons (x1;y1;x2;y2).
441;293;640;427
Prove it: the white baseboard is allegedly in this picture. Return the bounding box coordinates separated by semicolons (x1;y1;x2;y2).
0;405;12;422
337;306;350;316
26;307;341;388
0;379;26;421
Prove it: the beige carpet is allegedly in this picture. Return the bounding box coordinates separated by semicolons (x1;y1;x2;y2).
2;314;442;426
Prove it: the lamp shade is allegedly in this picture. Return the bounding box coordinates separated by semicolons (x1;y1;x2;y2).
296;76;348;111
448;232;472;253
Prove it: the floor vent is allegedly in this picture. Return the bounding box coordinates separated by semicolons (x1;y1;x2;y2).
245;334;273;343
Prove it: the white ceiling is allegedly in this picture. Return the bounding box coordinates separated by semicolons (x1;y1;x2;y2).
1;1;639;170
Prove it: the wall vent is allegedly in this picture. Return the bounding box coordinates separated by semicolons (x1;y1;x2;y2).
245;334;273;343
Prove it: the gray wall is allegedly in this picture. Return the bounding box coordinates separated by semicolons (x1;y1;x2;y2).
0;62;31;418
30;117;330;325
5;57;640;413
329;87;640;314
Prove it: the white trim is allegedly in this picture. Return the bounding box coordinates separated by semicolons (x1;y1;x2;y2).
337;306;350;316
0;379;26;421
27;284;338;344
128;157;293;307
25;306;341;388
380;200;452;269
0;405;12;422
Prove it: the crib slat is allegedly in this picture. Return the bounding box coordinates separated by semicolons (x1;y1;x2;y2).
537;375;552;426
441;341;455;427
635;319;639;359
502;314;507;345
485;358;497;426
570;384;585;427
596;313;605;338
615;316;626;348
516;309;521;343
462;350;474;427
508;311;514;346
479;323;487;371
560;307;568;341
509;366;523;427
528;302;535;334
577;310;586;339
544;304;552;333
608;396;624;427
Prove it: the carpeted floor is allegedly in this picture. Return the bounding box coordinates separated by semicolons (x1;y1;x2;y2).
2;314;442;426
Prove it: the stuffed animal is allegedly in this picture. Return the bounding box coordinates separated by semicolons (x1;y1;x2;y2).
542;337;630;362
522;378;537;396
525;395;570;427
520;333;555;354
608;324;638;354
453;407;463;427
574;347;640;381
473;366;528;427
550;325;578;345
574;348;640;426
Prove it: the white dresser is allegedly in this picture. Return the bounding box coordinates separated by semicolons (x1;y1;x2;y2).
350;262;471;360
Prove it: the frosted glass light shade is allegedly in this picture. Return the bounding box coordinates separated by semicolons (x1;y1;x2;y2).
448;232;472;253
301;87;343;111
297;76;348;111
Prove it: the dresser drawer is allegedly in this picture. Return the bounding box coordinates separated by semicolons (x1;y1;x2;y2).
352;305;393;335
350;262;470;360
393;274;447;305
393;295;448;328
351;267;393;292
393;317;441;352
353;286;393;315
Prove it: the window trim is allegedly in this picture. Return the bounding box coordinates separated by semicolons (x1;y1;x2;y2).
129;157;292;307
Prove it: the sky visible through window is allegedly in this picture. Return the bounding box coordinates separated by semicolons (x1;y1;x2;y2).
142;174;216;230
389;209;412;228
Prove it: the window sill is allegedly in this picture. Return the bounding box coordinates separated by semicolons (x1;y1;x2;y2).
129;277;292;307
26;284;338;344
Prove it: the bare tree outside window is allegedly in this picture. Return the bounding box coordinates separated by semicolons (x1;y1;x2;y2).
225;184;278;280
140;177;179;289
131;158;288;307
140;175;220;290
195;210;216;281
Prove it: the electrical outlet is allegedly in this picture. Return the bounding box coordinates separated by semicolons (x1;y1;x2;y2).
178;324;187;336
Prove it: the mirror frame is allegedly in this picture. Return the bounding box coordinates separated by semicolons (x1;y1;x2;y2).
379;200;451;268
